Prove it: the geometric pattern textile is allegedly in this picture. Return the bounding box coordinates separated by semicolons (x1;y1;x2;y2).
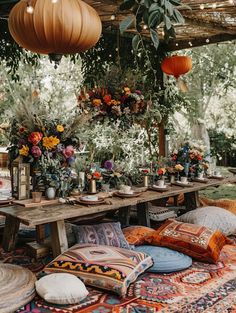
122;226;156;245
72;222;131;249
44;244;153;297
17;244;236;313
144;219;231;263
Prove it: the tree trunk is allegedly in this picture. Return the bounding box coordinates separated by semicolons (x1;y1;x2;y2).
191;122;211;160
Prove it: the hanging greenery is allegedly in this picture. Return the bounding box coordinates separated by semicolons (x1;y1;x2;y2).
119;0;188;50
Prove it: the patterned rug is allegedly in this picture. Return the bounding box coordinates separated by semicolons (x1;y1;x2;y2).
2;244;236;312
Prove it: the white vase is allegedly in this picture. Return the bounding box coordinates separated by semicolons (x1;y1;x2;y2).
46;187;56;200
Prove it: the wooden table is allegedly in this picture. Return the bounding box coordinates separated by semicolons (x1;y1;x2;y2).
0;177;234;257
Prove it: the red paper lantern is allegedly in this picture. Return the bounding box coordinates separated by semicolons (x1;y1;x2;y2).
8;0;102;59
161;55;192;79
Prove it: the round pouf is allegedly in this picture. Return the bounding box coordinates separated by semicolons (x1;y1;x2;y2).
135;245;192;273
0;264;36;313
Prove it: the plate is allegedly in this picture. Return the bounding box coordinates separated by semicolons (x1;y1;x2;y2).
150;185;169;192
193;177;209;183
77;197;105;205
173;181;193;187
114;191;142;198
208;175;224;180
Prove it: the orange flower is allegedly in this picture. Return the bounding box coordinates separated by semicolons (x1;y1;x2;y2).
93;171;101;179
43;136;60;150
124;87;131;94
157;168;166;175
19;145;29;157
28;132;43;145
92;99;102;106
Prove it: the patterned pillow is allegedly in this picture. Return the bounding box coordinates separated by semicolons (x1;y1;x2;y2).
177;206;236;236
44;244;153;297
144;219;231;263
122;226;156;245
72;222;131;249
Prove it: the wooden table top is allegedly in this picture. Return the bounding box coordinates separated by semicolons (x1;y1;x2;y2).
0;177;235;227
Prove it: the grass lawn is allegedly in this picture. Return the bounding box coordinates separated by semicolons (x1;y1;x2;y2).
200;167;236;200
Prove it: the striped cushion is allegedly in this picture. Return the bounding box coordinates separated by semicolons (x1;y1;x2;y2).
44;244;153;297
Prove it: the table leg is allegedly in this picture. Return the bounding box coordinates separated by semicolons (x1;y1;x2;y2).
184;191;199;212
2;216;20;251
50;220;68;258
118;206;131;228
137;202;150;227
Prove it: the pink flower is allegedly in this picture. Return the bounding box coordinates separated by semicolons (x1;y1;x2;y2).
63;145;74;159
31;146;42;158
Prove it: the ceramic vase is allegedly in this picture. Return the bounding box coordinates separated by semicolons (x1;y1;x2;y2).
45;187;56;200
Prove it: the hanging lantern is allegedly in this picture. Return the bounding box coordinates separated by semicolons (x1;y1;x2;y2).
161;55;192;79
8;0;102;63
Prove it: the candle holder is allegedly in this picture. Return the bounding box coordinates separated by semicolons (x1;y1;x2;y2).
143;175;149;187
89;179;97;194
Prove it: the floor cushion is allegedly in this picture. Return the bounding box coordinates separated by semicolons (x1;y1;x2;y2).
144;219;231;263
72;221;131;249
122;226;156;245
200;197;236;215
44;244;153;297
0;264;36;313
135;245;192;273
36;273;89;304
177;206;236;236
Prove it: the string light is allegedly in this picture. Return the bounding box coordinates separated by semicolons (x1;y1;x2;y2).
51;0;58;3
26;5;34;14
143;24;148;30
110;15;115;20
212;3;217;8
188;41;193;46
176;43;179;46
206;38;210;43
229;0;234;3
200;4;205;9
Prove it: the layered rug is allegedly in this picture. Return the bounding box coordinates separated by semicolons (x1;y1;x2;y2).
1;244;236;312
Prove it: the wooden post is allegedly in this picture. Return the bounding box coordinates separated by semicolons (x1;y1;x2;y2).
137;202;150;227
118;206;131;228
50;220;68;257
158;120;165;157
184;191;199;212
2;215;20;251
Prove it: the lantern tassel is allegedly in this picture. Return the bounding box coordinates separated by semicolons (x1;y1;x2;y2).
177;78;189;92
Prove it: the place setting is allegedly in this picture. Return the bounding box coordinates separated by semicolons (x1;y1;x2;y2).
149;179;170;192
113;185;142;198
172;176;194;187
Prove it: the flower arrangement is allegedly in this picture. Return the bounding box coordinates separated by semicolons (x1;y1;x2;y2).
8;99;89;195
78;86;146;122
86;170;102;181
171;142;208;177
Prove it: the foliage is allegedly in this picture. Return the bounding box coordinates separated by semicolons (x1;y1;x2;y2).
119;0;188;50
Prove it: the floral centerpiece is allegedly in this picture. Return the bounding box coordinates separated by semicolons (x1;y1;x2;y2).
78;86;146;126
171;142;208;178
8;100;88;196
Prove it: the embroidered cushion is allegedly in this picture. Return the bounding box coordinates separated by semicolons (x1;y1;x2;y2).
144;219;231;263
135;245;192;273
122;226;156;245
35;273;89;304
44;244;153;297
72;222;131;249
177;206;236;236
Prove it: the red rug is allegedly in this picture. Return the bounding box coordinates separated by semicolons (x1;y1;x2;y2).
2;244;236;312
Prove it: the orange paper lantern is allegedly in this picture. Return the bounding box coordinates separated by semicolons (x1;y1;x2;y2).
8;0;102;57
161;55;192;79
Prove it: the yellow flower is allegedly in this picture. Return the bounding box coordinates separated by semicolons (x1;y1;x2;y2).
92;99;102;106
175;164;184;172
124;87;131;94
57;125;64;132
19;145;29;157
43;136;60;150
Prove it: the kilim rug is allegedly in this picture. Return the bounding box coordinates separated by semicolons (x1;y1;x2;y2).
2;244;236;312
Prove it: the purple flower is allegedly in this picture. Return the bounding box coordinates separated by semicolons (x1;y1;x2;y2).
135;90;142;95
63;145;74;159
67;156;75;165
104;160;114;171
31;146;42;158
